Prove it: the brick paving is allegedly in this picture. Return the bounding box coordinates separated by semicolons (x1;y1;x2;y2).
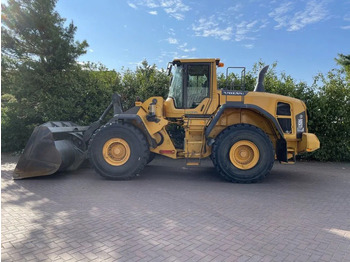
2;154;350;261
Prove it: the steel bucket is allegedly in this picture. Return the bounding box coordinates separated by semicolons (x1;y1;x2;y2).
13;122;89;179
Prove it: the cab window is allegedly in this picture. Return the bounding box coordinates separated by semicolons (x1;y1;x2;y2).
186;64;210;108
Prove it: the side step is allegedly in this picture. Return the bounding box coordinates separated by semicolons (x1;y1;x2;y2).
186;161;200;166
186;156;201;166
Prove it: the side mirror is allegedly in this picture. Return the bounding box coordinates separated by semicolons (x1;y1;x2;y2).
166;62;172;76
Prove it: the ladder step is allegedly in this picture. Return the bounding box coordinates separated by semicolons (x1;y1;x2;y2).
186;162;200;166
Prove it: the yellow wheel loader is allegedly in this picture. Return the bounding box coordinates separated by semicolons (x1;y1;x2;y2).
14;58;320;183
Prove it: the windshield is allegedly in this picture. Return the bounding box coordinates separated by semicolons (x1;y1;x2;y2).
168;64;183;108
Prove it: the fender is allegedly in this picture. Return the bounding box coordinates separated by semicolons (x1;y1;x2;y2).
109;108;157;148
205;102;287;162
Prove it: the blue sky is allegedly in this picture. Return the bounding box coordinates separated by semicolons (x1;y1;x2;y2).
55;0;349;84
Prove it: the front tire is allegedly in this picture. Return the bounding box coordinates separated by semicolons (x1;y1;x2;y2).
147;152;156;164
212;124;274;183
88;122;149;180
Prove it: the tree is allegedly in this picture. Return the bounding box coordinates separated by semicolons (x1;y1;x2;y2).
335;53;350;80
1;0;88;72
1;0;89;151
121;60;170;109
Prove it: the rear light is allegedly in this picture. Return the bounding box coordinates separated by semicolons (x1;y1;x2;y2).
159;150;175;154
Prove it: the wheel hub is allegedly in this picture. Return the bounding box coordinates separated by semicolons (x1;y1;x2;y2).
229;140;260;170
102;138;130;166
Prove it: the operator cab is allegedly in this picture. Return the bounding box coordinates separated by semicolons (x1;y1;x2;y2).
164;58;220;118
168;61;210;109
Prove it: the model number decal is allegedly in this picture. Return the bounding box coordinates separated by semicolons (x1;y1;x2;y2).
222;90;247;96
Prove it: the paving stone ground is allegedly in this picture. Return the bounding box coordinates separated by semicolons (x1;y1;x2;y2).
1;153;350;262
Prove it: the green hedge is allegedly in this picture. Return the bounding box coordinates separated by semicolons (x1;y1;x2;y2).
2;61;349;161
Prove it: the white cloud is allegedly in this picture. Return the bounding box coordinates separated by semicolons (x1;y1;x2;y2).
89;49;94;53
128;2;137;9
193;15;266;42
269;0;328;31
143;0;159;8
166;39;196;53
168;28;176;36
128;0;189;20
192;16;233;41
268;2;293;30
128;60;144;67
288;0;328;31
344;14;350;22
177;42;196;52
228;4;242;13
149;10;158;15
342;14;350;29
244;44;254;49
235;20;258;41
169;13;185;20
181;47;196;52
167;37;178;44
156;50;179;64
161;0;190;20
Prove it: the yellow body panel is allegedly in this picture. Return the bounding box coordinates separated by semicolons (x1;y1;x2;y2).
132;58;319;163
183;118;211;158
298;133;320;152
137;96;168;136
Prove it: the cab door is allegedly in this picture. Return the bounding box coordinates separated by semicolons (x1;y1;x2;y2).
182;64;212;159
183;63;211;115
164;62;217;118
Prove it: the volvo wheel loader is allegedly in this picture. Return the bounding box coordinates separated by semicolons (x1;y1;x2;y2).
14;58;320;183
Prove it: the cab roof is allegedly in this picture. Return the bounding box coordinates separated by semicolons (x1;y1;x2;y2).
172;58;221;65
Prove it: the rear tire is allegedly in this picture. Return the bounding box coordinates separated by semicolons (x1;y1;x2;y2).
88;122;149;180
212;124;274;183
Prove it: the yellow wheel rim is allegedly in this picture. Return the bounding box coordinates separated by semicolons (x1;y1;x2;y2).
229;140;260;170
102;138;130;166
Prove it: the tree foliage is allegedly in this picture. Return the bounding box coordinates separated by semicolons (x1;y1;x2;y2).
335;53;350;80
1;0;90;150
120;60;170;109
1;0;349;161
1;0;88;71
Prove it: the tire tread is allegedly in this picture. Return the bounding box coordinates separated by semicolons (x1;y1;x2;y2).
212;123;274;183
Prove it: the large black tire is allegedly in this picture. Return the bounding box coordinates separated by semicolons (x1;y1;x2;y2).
212;124;274;183
88;122;149;180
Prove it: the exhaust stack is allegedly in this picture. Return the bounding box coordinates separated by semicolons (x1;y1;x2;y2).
254;65;269;92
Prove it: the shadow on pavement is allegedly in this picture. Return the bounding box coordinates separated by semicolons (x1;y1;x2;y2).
2;154;350;261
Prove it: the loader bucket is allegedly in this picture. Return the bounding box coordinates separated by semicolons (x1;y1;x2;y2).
13;122;89;179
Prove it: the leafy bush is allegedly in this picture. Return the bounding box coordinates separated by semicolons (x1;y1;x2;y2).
1;61;170;152
2;0;349;161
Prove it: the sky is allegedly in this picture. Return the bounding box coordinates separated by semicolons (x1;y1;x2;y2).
54;0;349;84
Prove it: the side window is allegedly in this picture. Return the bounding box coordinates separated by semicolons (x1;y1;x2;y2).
168;65;184;108
277;102;292;134
186;65;210;108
